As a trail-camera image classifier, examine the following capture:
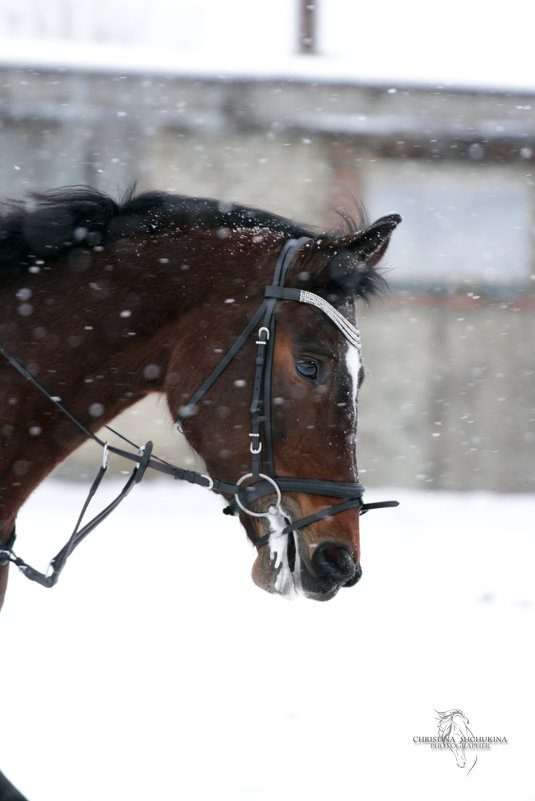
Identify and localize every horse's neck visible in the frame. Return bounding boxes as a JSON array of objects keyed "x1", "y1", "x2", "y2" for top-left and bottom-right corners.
[
  {"x1": 0, "y1": 241, "x2": 193, "y2": 518},
  {"x1": 0, "y1": 230, "x2": 275, "y2": 524}
]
